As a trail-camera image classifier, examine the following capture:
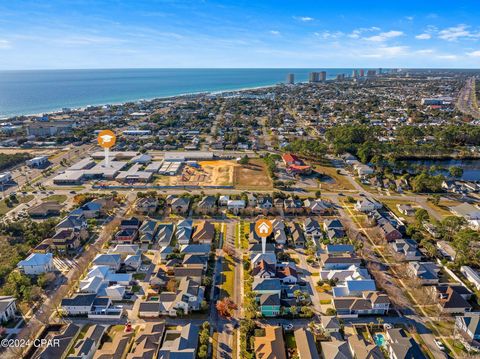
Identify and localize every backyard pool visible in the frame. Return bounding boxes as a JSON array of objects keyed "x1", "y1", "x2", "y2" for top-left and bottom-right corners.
[{"x1": 373, "y1": 333, "x2": 386, "y2": 347}]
